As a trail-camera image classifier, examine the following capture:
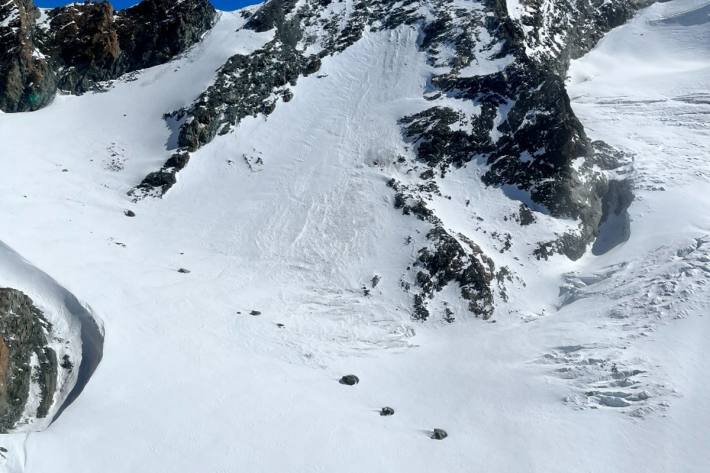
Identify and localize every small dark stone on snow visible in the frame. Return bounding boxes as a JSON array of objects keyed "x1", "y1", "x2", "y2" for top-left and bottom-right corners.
[
  {"x1": 177, "y1": 268, "x2": 191, "y2": 274},
  {"x1": 60, "y1": 354, "x2": 73, "y2": 370},
  {"x1": 371, "y1": 275, "x2": 381, "y2": 288},
  {"x1": 380, "y1": 407, "x2": 395, "y2": 416},
  {"x1": 124, "y1": 210, "x2": 136, "y2": 217},
  {"x1": 250, "y1": 310, "x2": 261, "y2": 316},
  {"x1": 430, "y1": 428, "x2": 448, "y2": 440},
  {"x1": 339, "y1": 375, "x2": 359, "y2": 386},
  {"x1": 276, "y1": 323, "x2": 285, "y2": 328}
]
